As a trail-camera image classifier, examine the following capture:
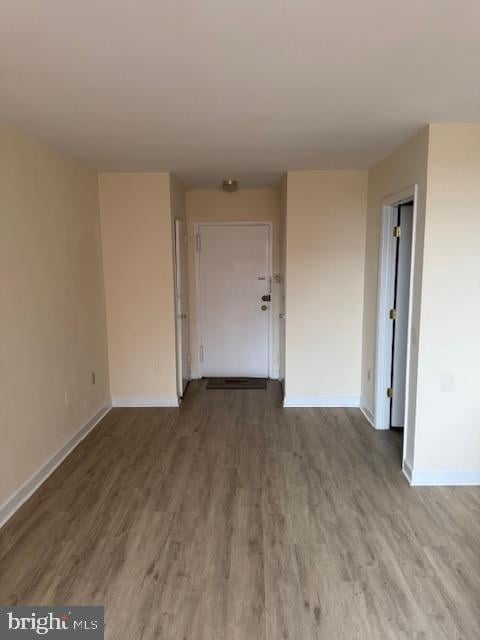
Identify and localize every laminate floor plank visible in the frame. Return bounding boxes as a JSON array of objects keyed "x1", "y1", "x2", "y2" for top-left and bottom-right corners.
[{"x1": 1, "y1": 381, "x2": 479, "y2": 639}]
